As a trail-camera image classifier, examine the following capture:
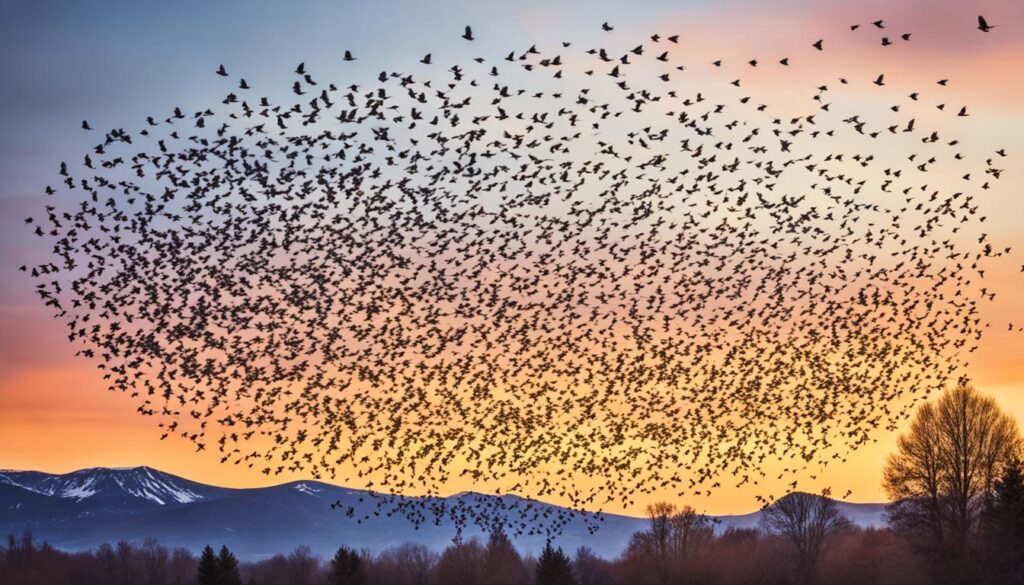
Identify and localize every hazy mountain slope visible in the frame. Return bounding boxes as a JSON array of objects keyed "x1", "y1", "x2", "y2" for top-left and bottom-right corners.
[{"x1": 0, "y1": 467, "x2": 885, "y2": 560}]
